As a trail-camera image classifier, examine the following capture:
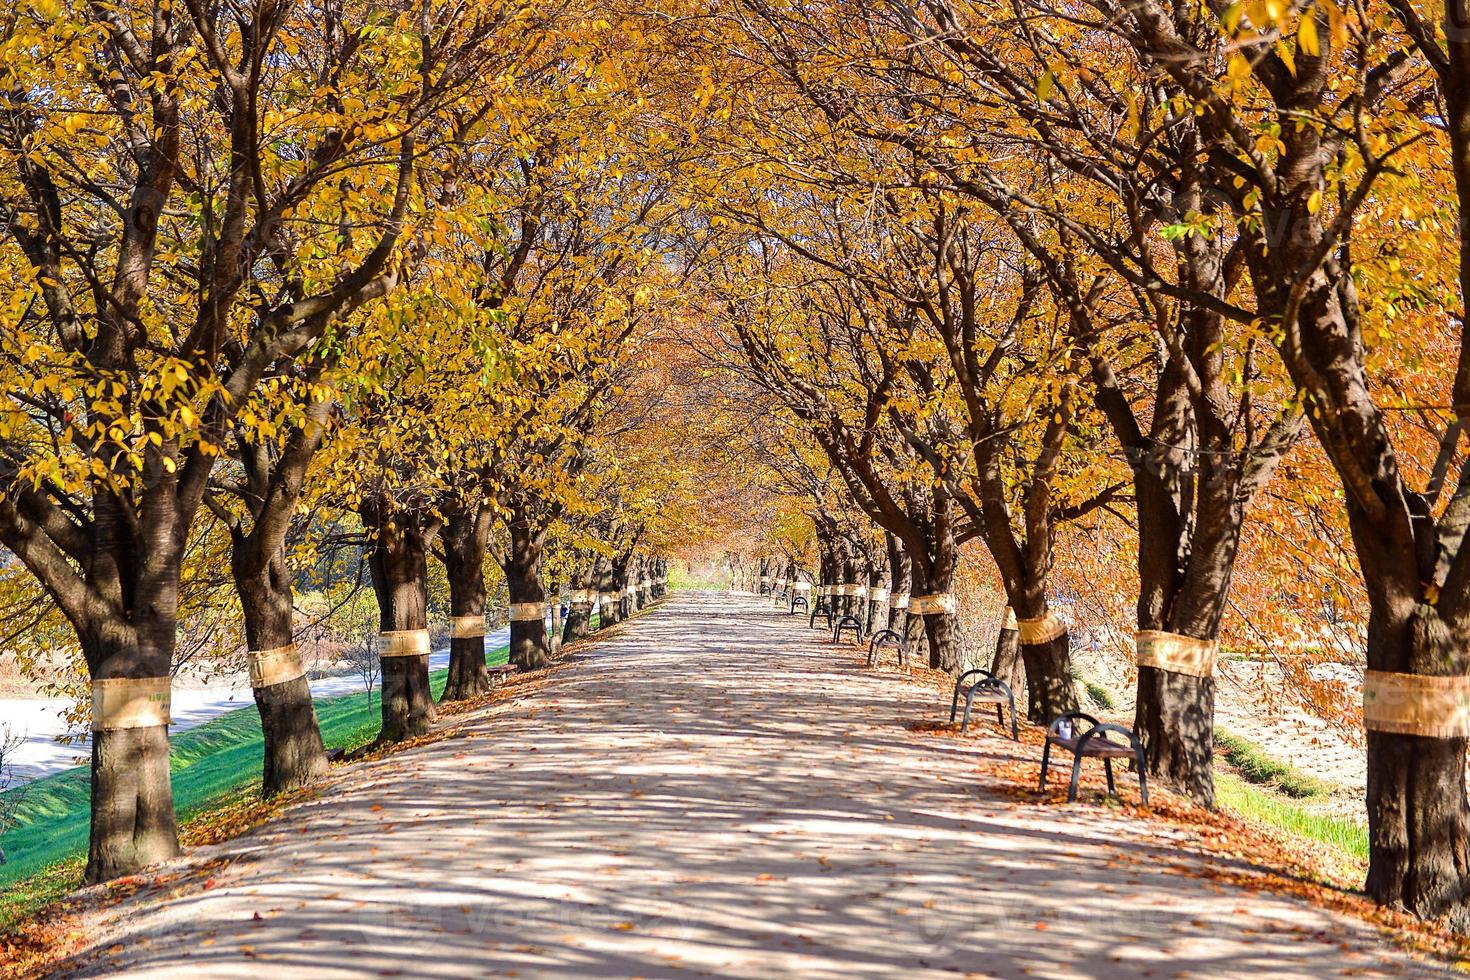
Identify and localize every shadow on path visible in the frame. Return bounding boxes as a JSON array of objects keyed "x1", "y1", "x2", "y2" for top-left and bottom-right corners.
[{"x1": 52, "y1": 593, "x2": 1442, "y2": 979}]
